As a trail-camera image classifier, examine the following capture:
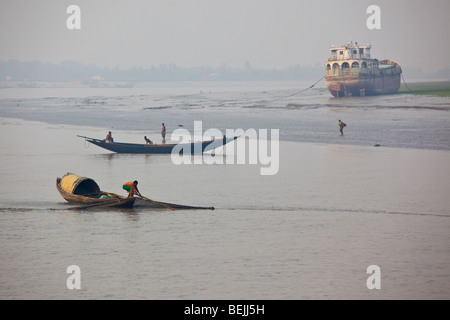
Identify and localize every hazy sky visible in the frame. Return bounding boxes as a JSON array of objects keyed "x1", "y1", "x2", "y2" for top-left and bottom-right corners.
[{"x1": 1, "y1": 0, "x2": 449, "y2": 73}]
